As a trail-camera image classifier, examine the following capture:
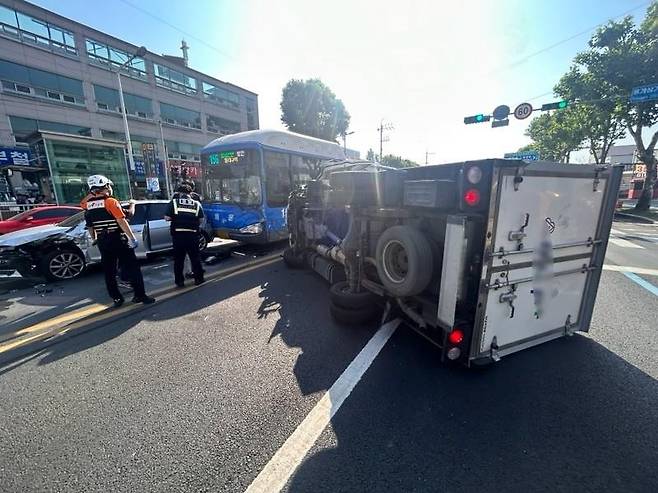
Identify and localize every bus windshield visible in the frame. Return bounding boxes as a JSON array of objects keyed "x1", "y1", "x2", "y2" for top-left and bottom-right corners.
[{"x1": 203, "y1": 149, "x2": 262, "y2": 207}]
